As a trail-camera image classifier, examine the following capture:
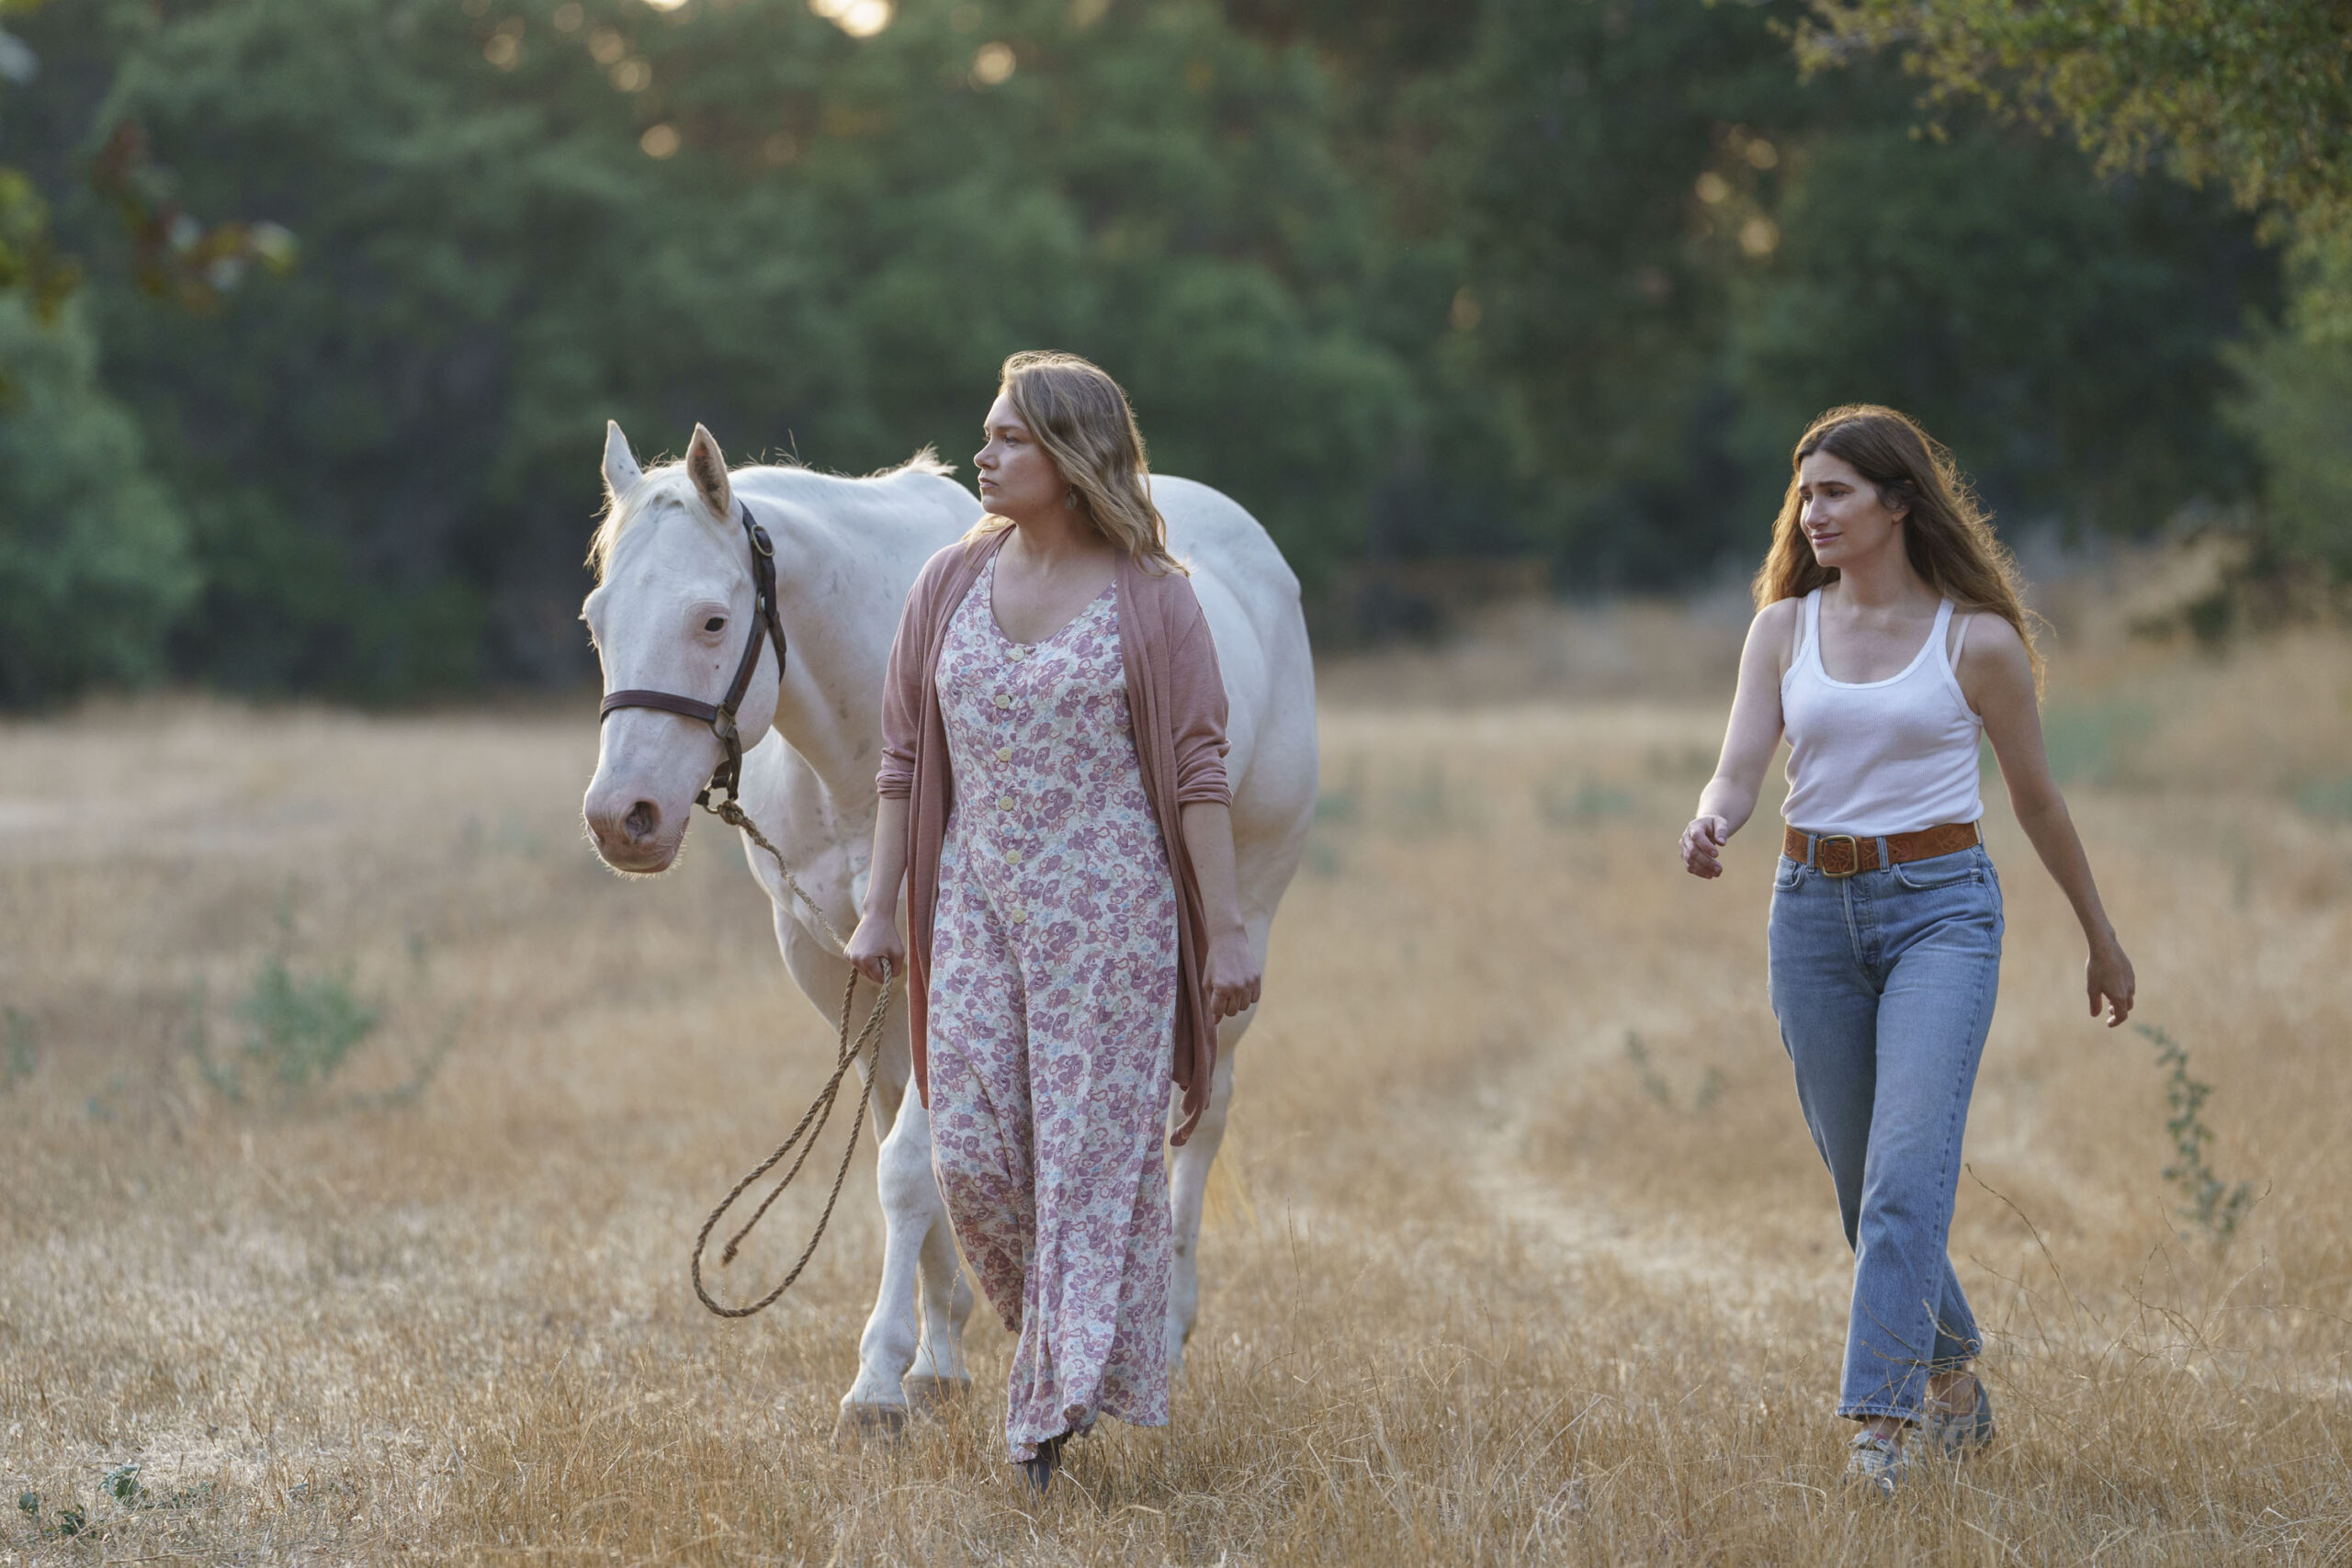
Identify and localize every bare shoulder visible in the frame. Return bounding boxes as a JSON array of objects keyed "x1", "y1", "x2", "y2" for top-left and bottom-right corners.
[
  {"x1": 1752, "y1": 597, "x2": 1801, "y2": 638},
  {"x1": 1746, "y1": 597, "x2": 1802, "y2": 674},
  {"x1": 1954, "y1": 610, "x2": 2035, "y2": 709},
  {"x1": 1957, "y1": 610, "x2": 2030, "y2": 668}
]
